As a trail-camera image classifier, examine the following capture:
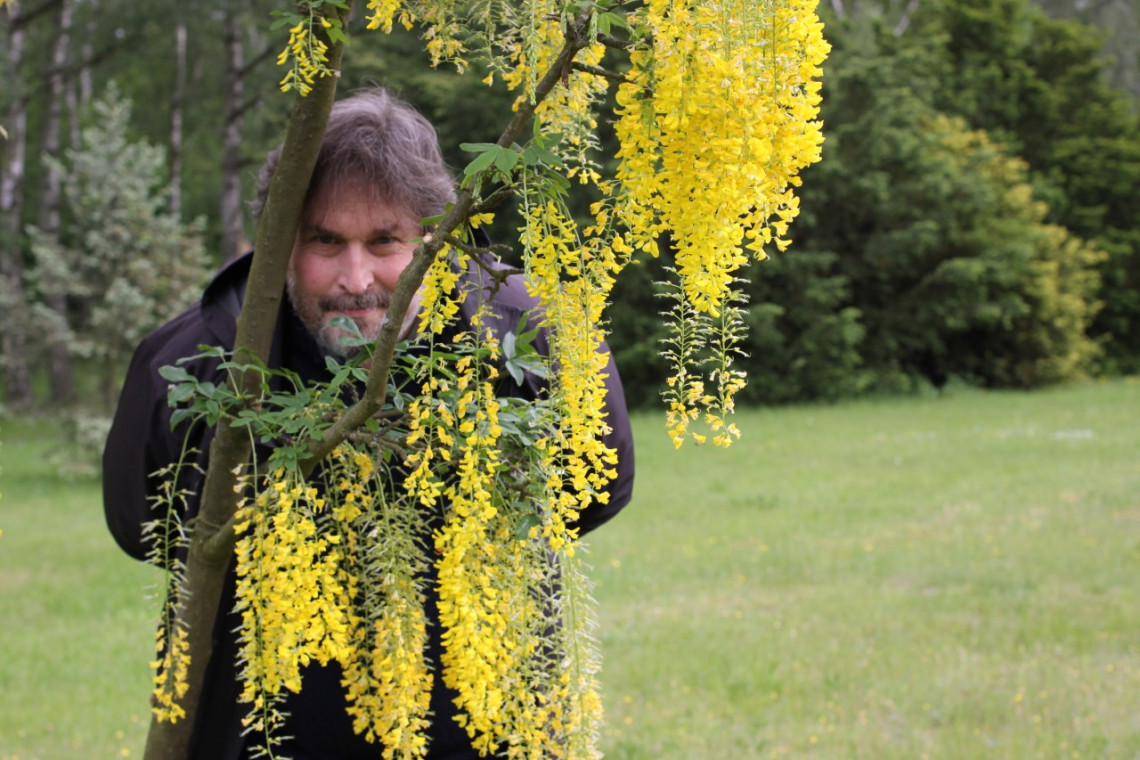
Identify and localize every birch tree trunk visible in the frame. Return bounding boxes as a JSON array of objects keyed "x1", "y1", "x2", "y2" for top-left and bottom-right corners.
[
  {"x1": 78, "y1": 0, "x2": 95, "y2": 105},
  {"x1": 170, "y1": 7, "x2": 187, "y2": 217},
  {"x1": 220, "y1": 6, "x2": 246, "y2": 260},
  {"x1": 0, "y1": 6, "x2": 33, "y2": 408},
  {"x1": 39, "y1": 0, "x2": 77, "y2": 405}
]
